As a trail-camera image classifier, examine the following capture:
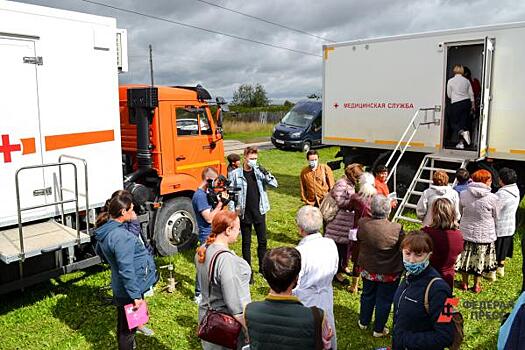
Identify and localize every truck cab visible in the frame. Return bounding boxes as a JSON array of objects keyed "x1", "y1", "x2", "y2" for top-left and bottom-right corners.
[
  {"x1": 271, "y1": 99, "x2": 322, "y2": 152},
  {"x1": 119, "y1": 85, "x2": 226, "y2": 256}
]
